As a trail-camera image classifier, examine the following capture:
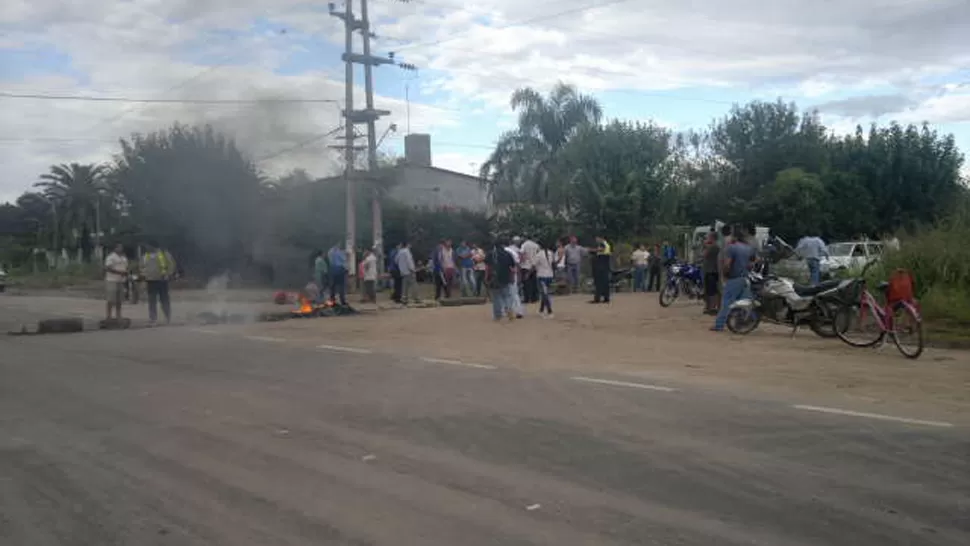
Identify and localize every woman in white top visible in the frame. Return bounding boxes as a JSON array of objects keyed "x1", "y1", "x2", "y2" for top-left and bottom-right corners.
[{"x1": 533, "y1": 240, "x2": 556, "y2": 318}]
